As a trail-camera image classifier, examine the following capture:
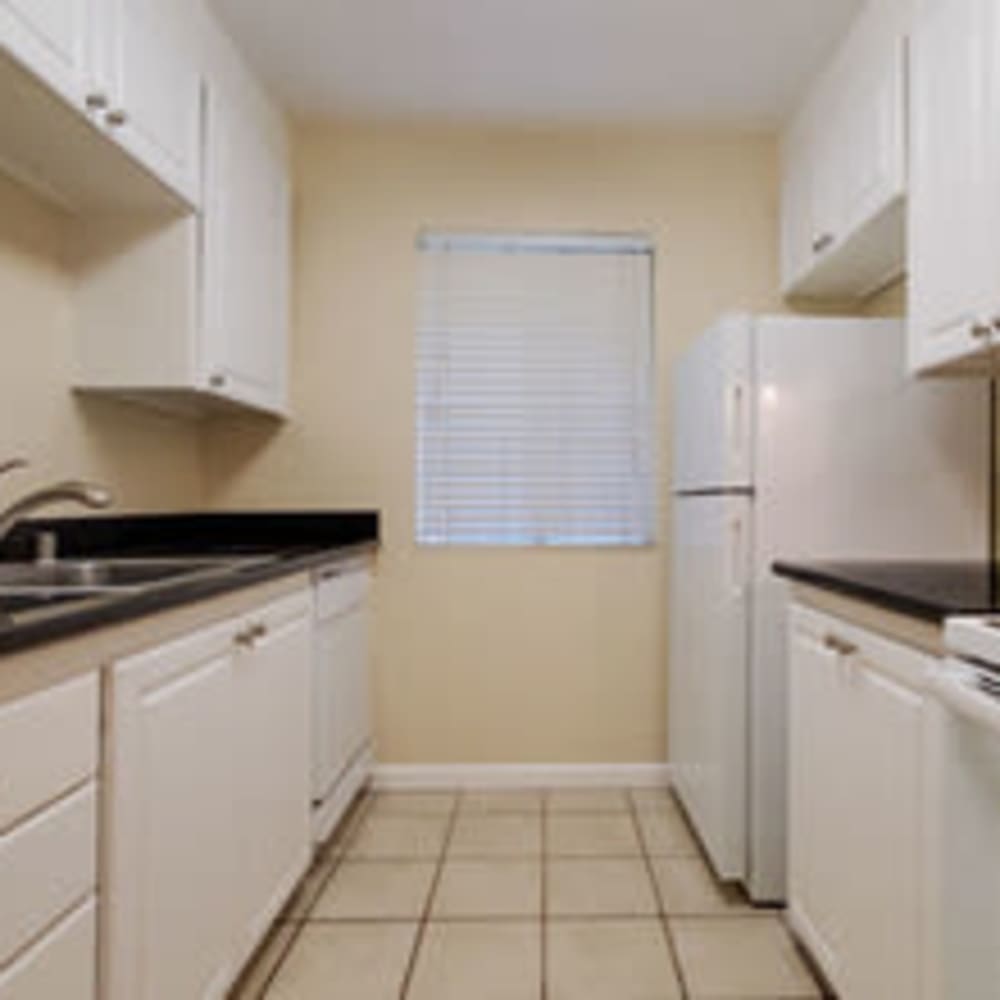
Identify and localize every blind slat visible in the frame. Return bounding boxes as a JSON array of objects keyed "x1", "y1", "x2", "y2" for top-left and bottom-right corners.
[{"x1": 416, "y1": 234, "x2": 654, "y2": 548}]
